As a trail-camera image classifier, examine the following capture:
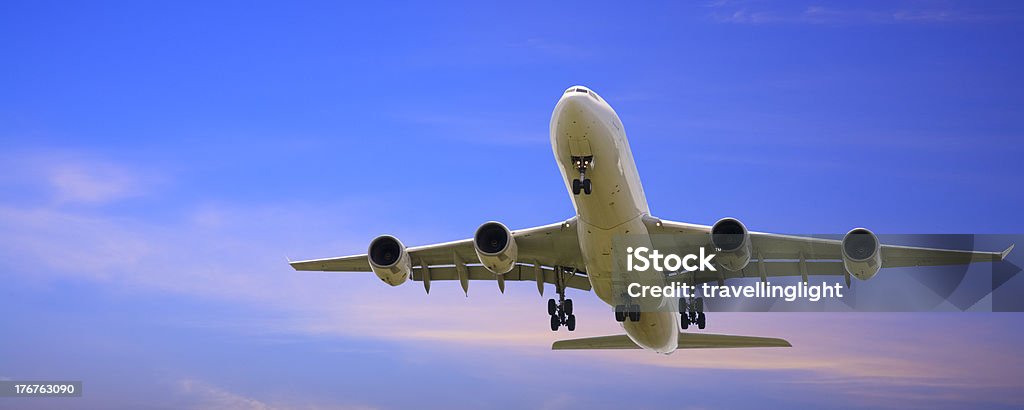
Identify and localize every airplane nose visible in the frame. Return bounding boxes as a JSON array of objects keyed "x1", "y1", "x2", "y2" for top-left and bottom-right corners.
[
  {"x1": 559, "y1": 91, "x2": 593, "y2": 114},
  {"x1": 561, "y1": 94, "x2": 584, "y2": 110}
]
